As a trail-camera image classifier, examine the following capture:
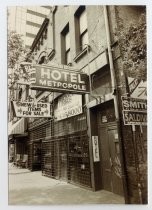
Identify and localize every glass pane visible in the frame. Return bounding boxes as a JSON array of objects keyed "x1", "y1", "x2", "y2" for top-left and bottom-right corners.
[
  {"x1": 66, "y1": 50, "x2": 71, "y2": 65},
  {"x1": 81, "y1": 31, "x2": 89, "y2": 49},
  {"x1": 79, "y1": 10, "x2": 87, "y2": 34},
  {"x1": 65, "y1": 32, "x2": 70, "y2": 51}
]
